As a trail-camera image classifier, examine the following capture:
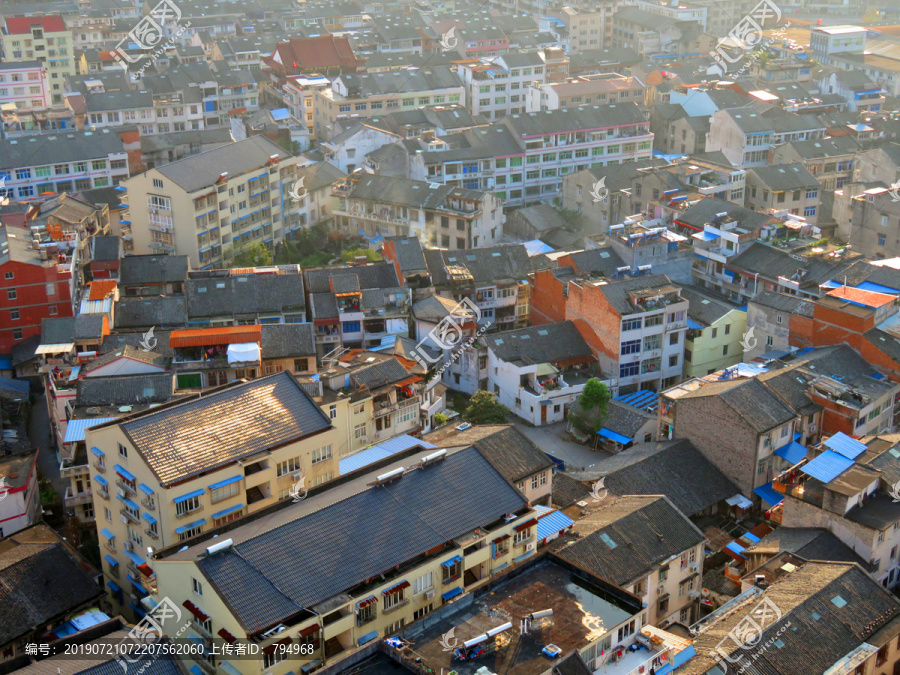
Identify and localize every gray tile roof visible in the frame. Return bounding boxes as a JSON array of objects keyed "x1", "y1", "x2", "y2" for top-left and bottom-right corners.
[
  {"x1": 153, "y1": 136, "x2": 291, "y2": 193},
  {"x1": 10, "y1": 335, "x2": 40, "y2": 367},
  {"x1": 115, "y1": 296, "x2": 187, "y2": 329},
  {"x1": 304, "y1": 263, "x2": 400, "y2": 294},
  {"x1": 100, "y1": 331, "x2": 174, "y2": 358},
  {"x1": 729, "y1": 243, "x2": 857, "y2": 291},
  {"x1": 91, "y1": 236, "x2": 121, "y2": 262},
  {"x1": 349, "y1": 358, "x2": 411, "y2": 390},
  {"x1": 727, "y1": 107, "x2": 824, "y2": 135},
  {"x1": 411, "y1": 294, "x2": 470, "y2": 323},
  {"x1": 427, "y1": 424, "x2": 554, "y2": 483},
  {"x1": 681, "y1": 286, "x2": 740, "y2": 327},
  {"x1": 680, "y1": 377, "x2": 797, "y2": 433},
  {"x1": 749, "y1": 162, "x2": 820, "y2": 191},
  {"x1": 0, "y1": 129, "x2": 126, "y2": 172},
  {"x1": 502, "y1": 102, "x2": 647, "y2": 138},
  {"x1": 122, "y1": 372, "x2": 333, "y2": 486},
  {"x1": 76, "y1": 373, "x2": 175, "y2": 407},
  {"x1": 684, "y1": 564, "x2": 900, "y2": 675},
  {"x1": 594, "y1": 273, "x2": 679, "y2": 316},
  {"x1": 424, "y1": 244, "x2": 534, "y2": 286},
  {"x1": 260, "y1": 324, "x2": 316, "y2": 360},
  {"x1": 485, "y1": 321, "x2": 593, "y2": 367},
  {"x1": 602, "y1": 439, "x2": 740, "y2": 516},
  {"x1": 555, "y1": 495, "x2": 705, "y2": 586},
  {"x1": 119, "y1": 255, "x2": 189, "y2": 285},
  {"x1": 197, "y1": 445, "x2": 527, "y2": 634},
  {"x1": 40, "y1": 316, "x2": 106, "y2": 344},
  {"x1": 310, "y1": 292, "x2": 338, "y2": 320},
  {"x1": 0, "y1": 543, "x2": 103, "y2": 645},
  {"x1": 675, "y1": 196, "x2": 772, "y2": 231},
  {"x1": 750, "y1": 290, "x2": 815, "y2": 317},
  {"x1": 745, "y1": 528, "x2": 868, "y2": 567},
  {"x1": 601, "y1": 400, "x2": 654, "y2": 439},
  {"x1": 343, "y1": 174, "x2": 487, "y2": 211},
  {"x1": 566, "y1": 247, "x2": 626, "y2": 277},
  {"x1": 552, "y1": 473, "x2": 592, "y2": 508},
  {"x1": 185, "y1": 273, "x2": 306, "y2": 318},
  {"x1": 295, "y1": 160, "x2": 346, "y2": 193},
  {"x1": 81, "y1": 345, "x2": 169, "y2": 374}
]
